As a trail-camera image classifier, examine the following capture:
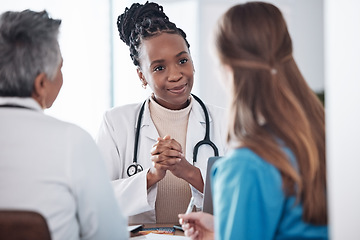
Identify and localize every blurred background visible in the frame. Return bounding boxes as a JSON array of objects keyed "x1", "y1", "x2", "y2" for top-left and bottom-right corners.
[
  {"x1": 1, "y1": 0, "x2": 359, "y2": 239},
  {"x1": 0, "y1": 0, "x2": 325, "y2": 137}
]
